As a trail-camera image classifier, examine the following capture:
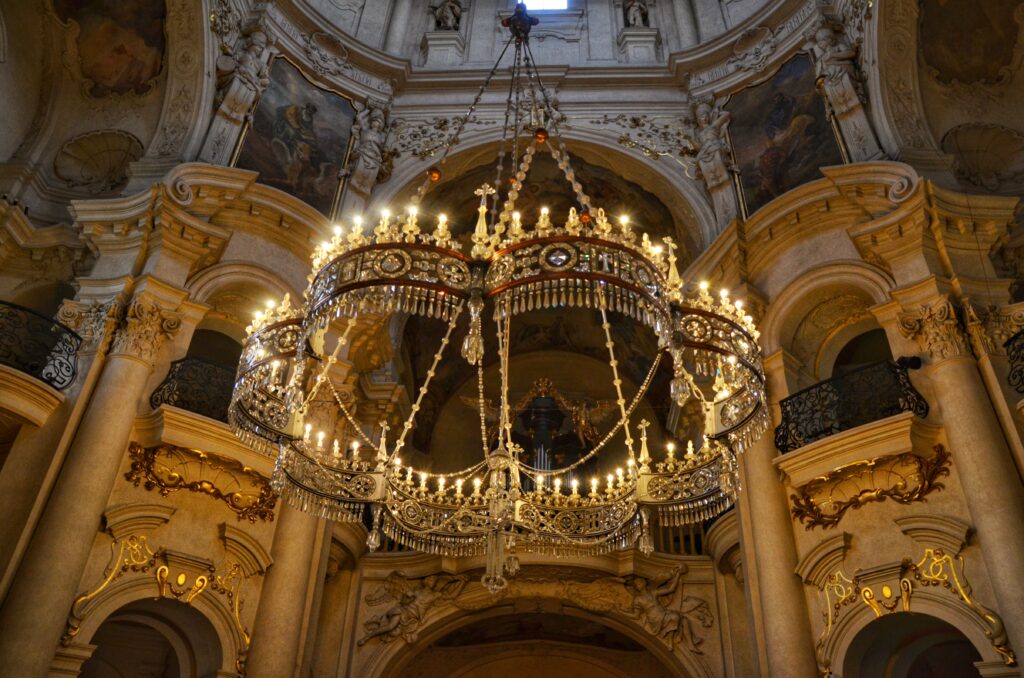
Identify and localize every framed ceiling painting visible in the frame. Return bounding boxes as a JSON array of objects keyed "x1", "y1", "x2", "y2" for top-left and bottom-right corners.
[
  {"x1": 725, "y1": 53, "x2": 847, "y2": 219},
  {"x1": 51, "y1": 0, "x2": 167, "y2": 97},
  {"x1": 233, "y1": 57, "x2": 356, "y2": 218}
]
